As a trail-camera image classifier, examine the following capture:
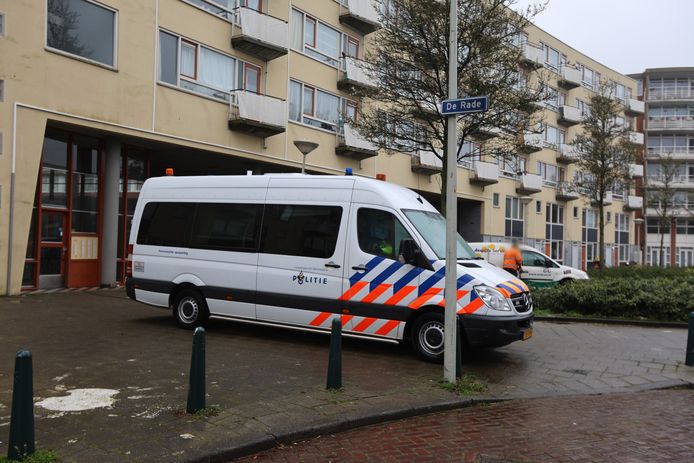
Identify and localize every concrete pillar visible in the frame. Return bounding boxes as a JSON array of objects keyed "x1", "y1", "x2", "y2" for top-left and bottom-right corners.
[{"x1": 101, "y1": 139, "x2": 121, "y2": 286}]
